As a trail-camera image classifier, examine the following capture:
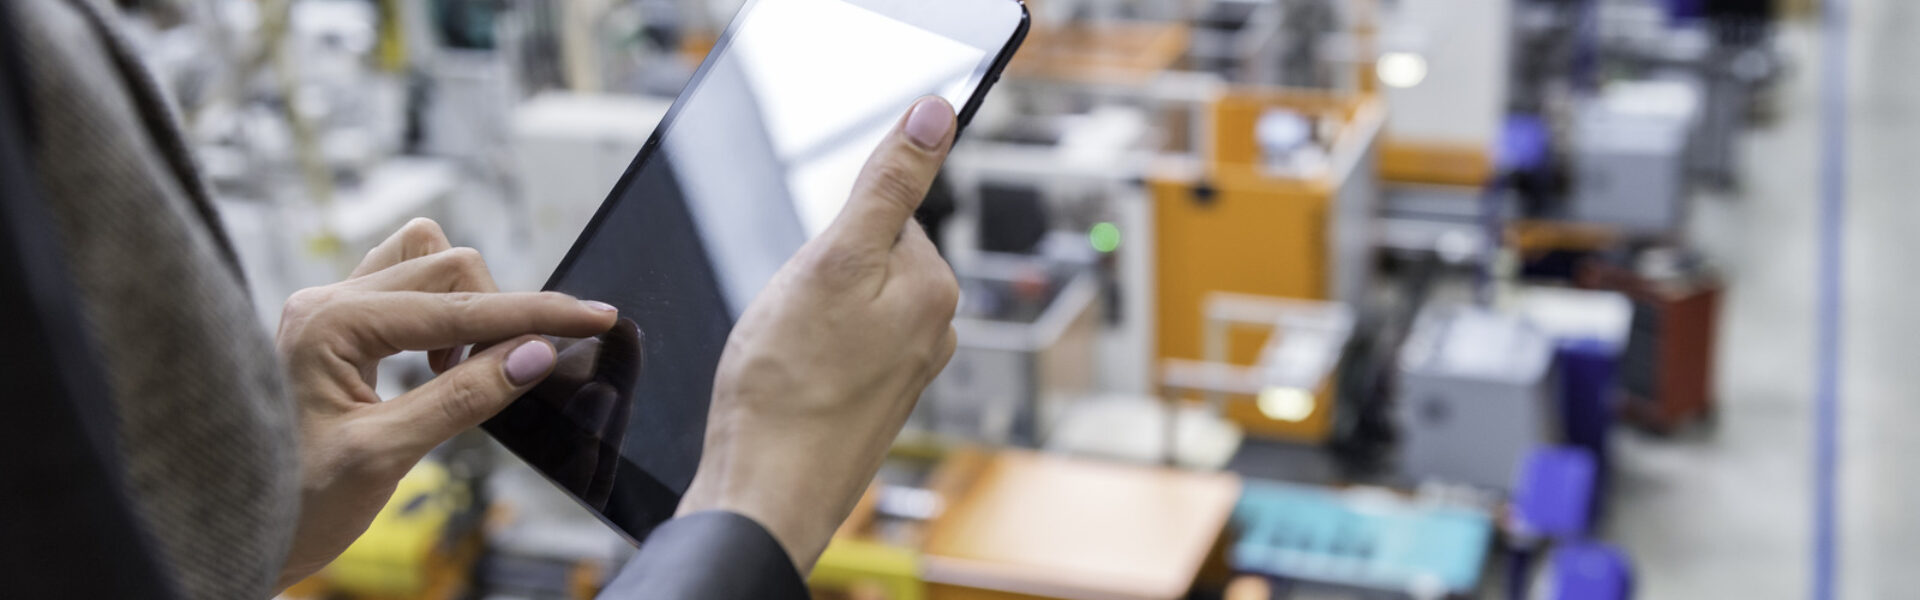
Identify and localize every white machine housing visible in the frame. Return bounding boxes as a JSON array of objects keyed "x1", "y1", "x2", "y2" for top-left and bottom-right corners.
[
  {"x1": 1568, "y1": 80, "x2": 1701, "y2": 233},
  {"x1": 1377, "y1": 0, "x2": 1512, "y2": 150},
  {"x1": 509, "y1": 93, "x2": 673, "y2": 288},
  {"x1": 1395, "y1": 305, "x2": 1557, "y2": 491}
]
